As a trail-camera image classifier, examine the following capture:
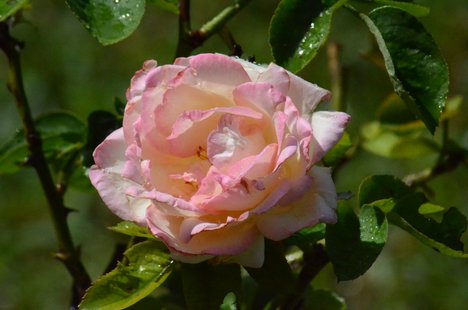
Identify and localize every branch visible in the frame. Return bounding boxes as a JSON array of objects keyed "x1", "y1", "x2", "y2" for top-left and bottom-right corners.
[
  {"x1": 0, "y1": 22, "x2": 90, "y2": 308},
  {"x1": 175, "y1": 0, "x2": 252, "y2": 58},
  {"x1": 404, "y1": 121, "x2": 468, "y2": 188}
]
